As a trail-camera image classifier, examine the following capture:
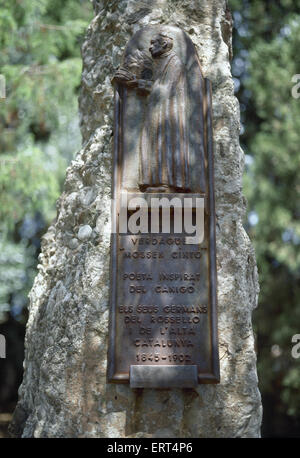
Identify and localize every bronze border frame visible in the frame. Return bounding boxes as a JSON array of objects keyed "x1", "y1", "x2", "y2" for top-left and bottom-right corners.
[{"x1": 107, "y1": 79, "x2": 220, "y2": 385}]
